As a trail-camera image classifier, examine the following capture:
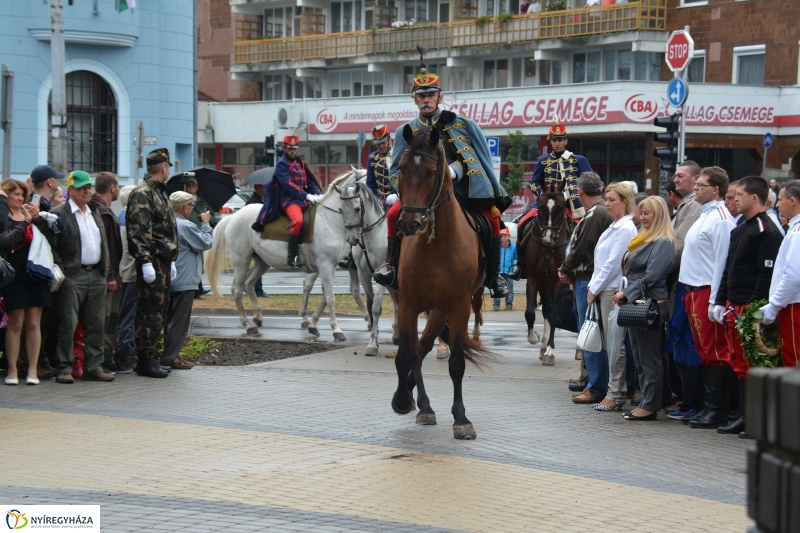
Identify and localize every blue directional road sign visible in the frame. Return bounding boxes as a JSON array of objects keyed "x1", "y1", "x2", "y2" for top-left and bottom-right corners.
[
  {"x1": 763, "y1": 132, "x2": 773, "y2": 148},
  {"x1": 486, "y1": 137, "x2": 501, "y2": 178},
  {"x1": 667, "y1": 78, "x2": 688, "y2": 107}
]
